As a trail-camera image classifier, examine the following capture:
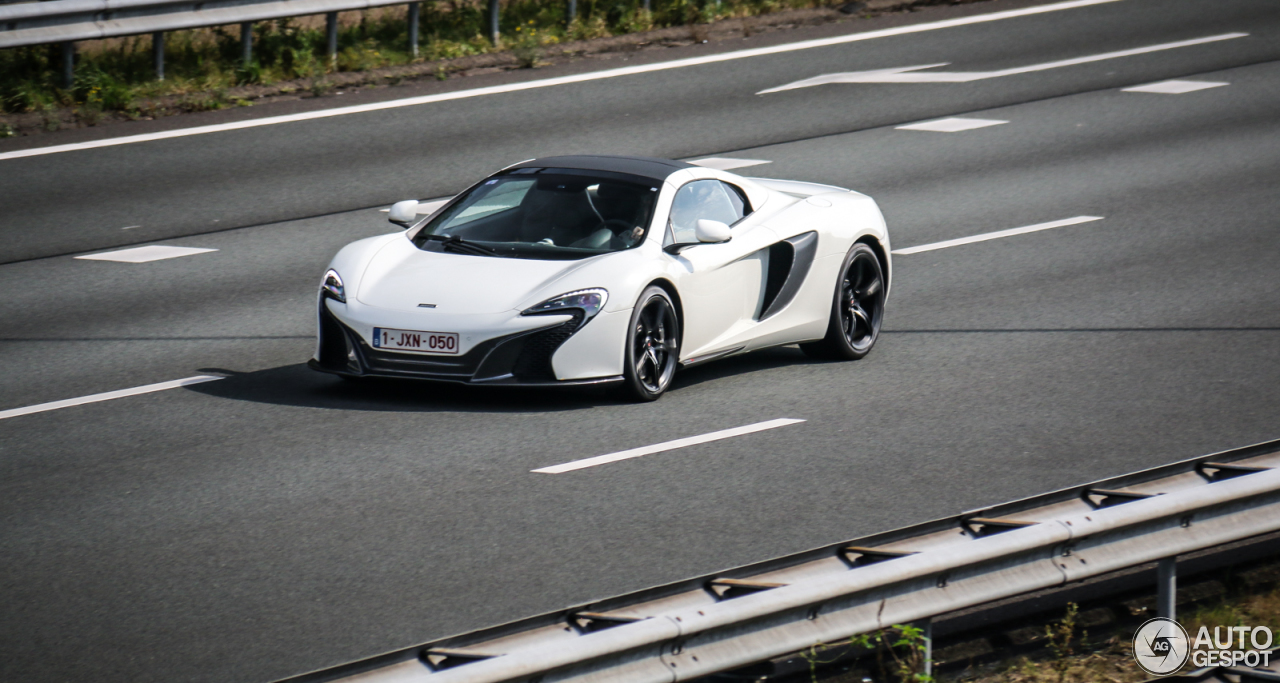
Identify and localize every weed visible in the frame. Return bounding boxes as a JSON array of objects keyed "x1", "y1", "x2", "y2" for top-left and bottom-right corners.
[
  {"x1": 235, "y1": 60, "x2": 264, "y2": 85},
  {"x1": 510, "y1": 21, "x2": 556, "y2": 67},
  {"x1": 1046, "y1": 603, "x2": 1083, "y2": 683},
  {"x1": 0, "y1": 122, "x2": 16, "y2": 137},
  {"x1": 39, "y1": 101, "x2": 61, "y2": 131},
  {"x1": 619, "y1": 8, "x2": 655, "y2": 33},
  {"x1": 568, "y1": 15, "x2": 612, "y2": 40},
  {"x1": 308, "y1": 71, "x2": 334, "y2": 97},
  {"x1": 801, "y1": 625, "x2": 932, "y2": 683},
  {"x1": 76, "y1": 101, "x2": 103, "y2": 125}
]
